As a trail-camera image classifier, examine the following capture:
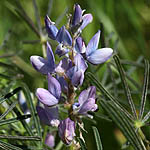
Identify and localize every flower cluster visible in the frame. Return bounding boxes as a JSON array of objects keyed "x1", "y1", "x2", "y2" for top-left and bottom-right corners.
[{"x1": 30, "y1": 4, "x2": 113, "y2": 147}]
